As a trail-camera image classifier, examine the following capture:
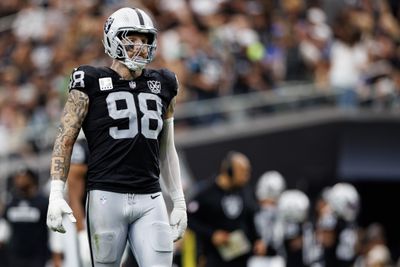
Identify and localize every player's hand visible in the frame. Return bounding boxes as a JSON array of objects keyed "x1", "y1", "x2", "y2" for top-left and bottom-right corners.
[
  {"x1": 253, "y1": 239, "x2": 267, "y2": 256},
  {"x1": 212, "y1": 230, "x2": 230, "y2": 246},
  {"x1": 47, "y1": 180, "x2": 76, "y2": 233},
  {"x1": 170, "y1": 197, "x2": 187, "y2": 242}
]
